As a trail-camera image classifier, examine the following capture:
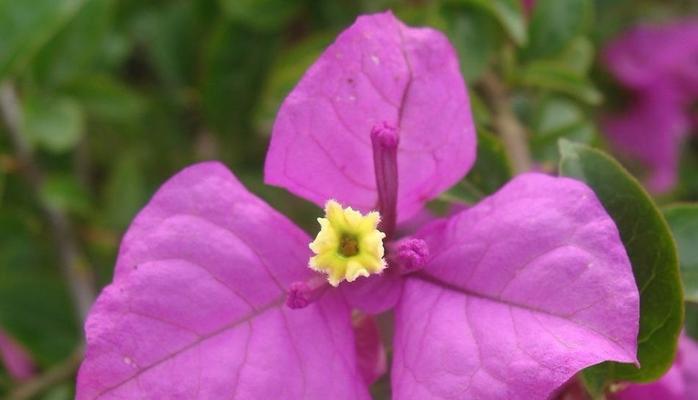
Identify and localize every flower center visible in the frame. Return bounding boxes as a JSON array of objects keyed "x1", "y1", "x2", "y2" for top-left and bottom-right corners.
[
  {"x1": 308, "y1": 200, "x2": 386, "y2": 286},
  {"x1": 339, "y1": 234, "x2": 360, "y2": 257}
]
